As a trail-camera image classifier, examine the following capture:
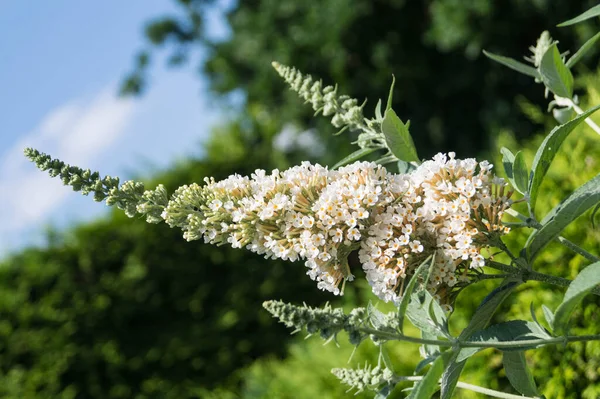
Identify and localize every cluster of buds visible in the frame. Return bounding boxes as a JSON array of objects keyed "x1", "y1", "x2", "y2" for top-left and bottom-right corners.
[
  {"x1": 272, "y1": 62, "x2": 365, "y2": 130},
  {"x1": 162, "y1": 153, "x2": 512, "y2": 304}
]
